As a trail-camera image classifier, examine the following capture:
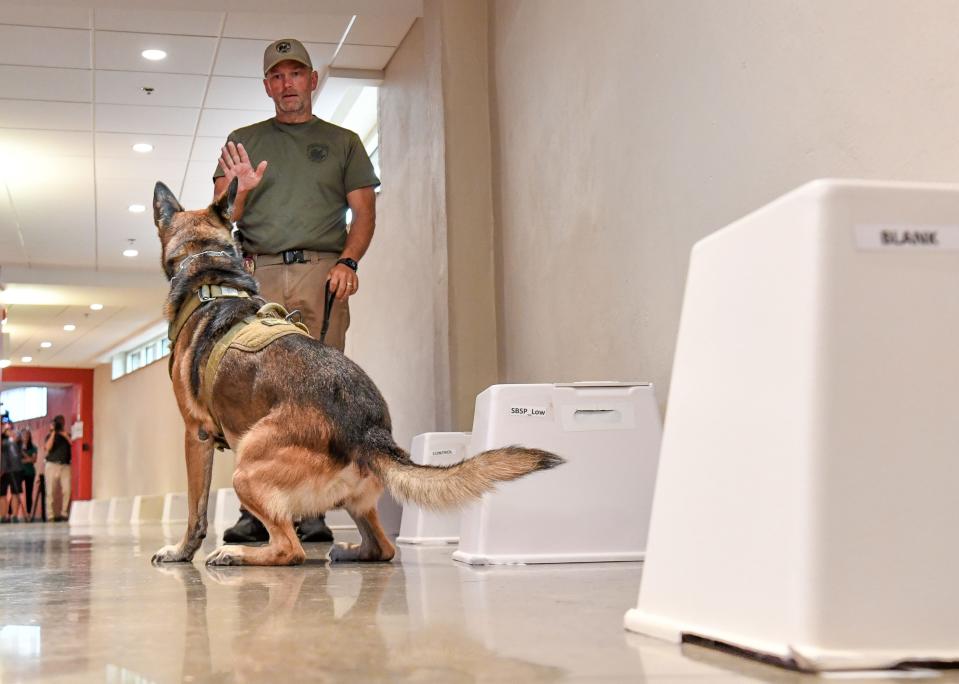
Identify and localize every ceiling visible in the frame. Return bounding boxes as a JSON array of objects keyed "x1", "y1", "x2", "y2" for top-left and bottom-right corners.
[{"x1": 0, "y1": 0, "x2": 418, "y2": 370}]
